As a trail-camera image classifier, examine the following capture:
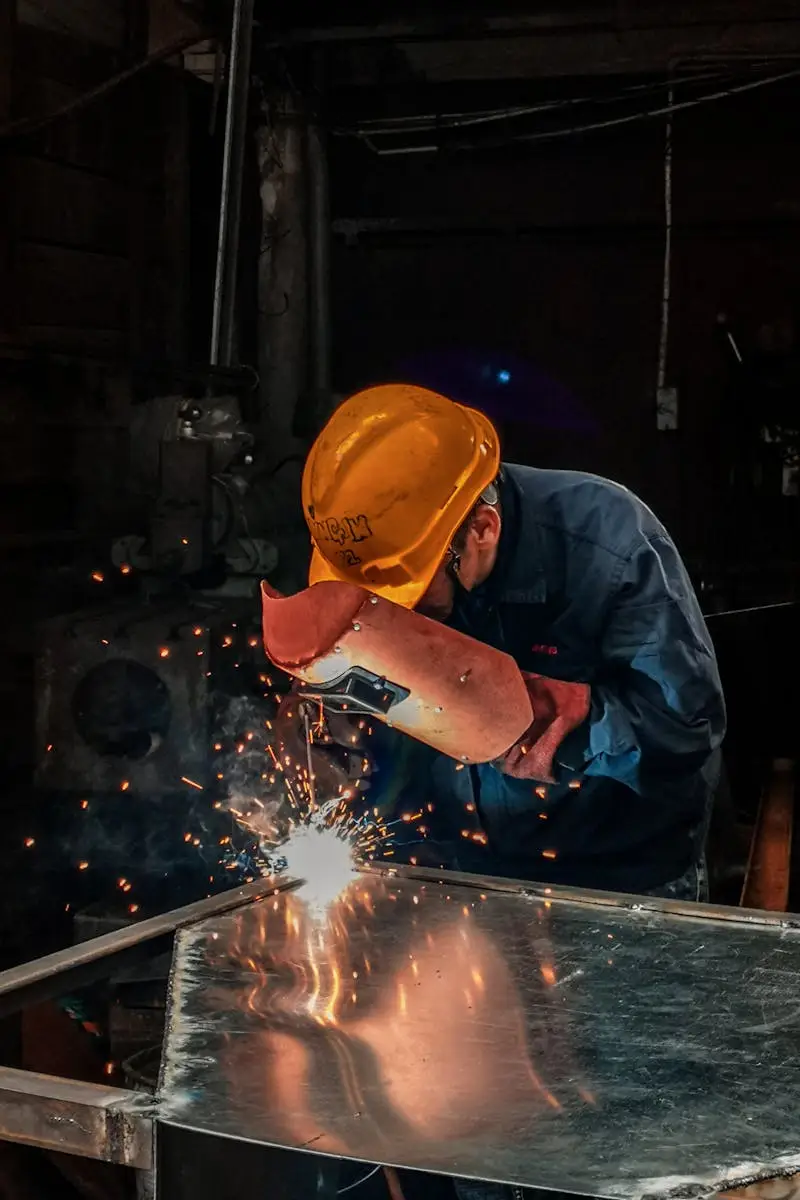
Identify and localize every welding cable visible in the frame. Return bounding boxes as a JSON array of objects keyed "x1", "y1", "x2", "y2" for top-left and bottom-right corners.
[
  {"x1": 0, "y1": 32, "x2": 213, "y2": 142},
  {"x1": 336, "y1": 1163, "x2": 383, "y2": 1194}
]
